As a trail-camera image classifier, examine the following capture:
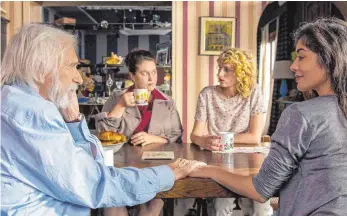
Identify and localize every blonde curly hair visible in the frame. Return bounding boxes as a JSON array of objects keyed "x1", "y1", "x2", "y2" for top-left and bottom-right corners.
[{"x1": 217, "y1": 48, "x2": 256, "y2": 98}]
